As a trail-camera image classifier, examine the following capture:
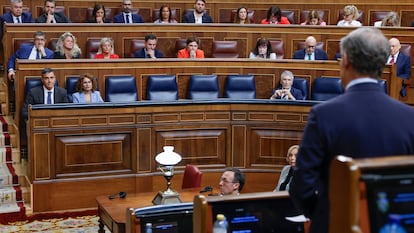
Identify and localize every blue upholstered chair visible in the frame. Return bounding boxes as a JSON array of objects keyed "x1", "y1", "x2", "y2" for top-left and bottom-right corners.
[
  {"x1": 378, "y1": 79, "x2": 387, "y2": 94},
  {"x1": 65, "y1": 76, "x2": 80, "y2": 102},
  {"x1": 105, "y1": 75, "x2": 138, "y2": 102},
  {"x1": 224, "y1": 75, "x2": 256, "y2": 99},
  {"x1": 187, "y1": 75, "x2": 220, "y2": 99},
  {"x1": 293, "y1": 77, "x2": 309, "y2": 100},
  {"x1": 146, "y1": 75, "x2": 178, "y2": 101},
  {"x1": 25, "y1": 78, "x2": 58, "y2": 97},
  {"x1": 311, "y1": 77, "x2": 344, "y2": 101}
]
